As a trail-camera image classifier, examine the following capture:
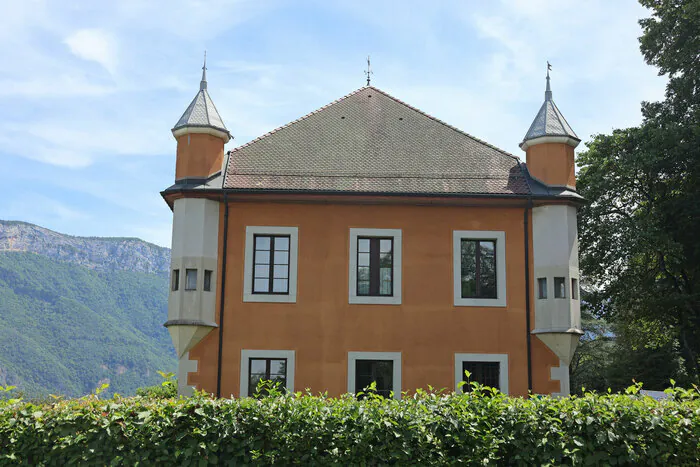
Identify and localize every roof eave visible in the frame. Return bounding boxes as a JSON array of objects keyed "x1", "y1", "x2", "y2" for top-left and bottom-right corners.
[
  {"x1": 519, "y1": 135, "x2": 580, "y2": 151},
  {"x1": 172, "y1": 125, "x2": 231, "y2": 142}
]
